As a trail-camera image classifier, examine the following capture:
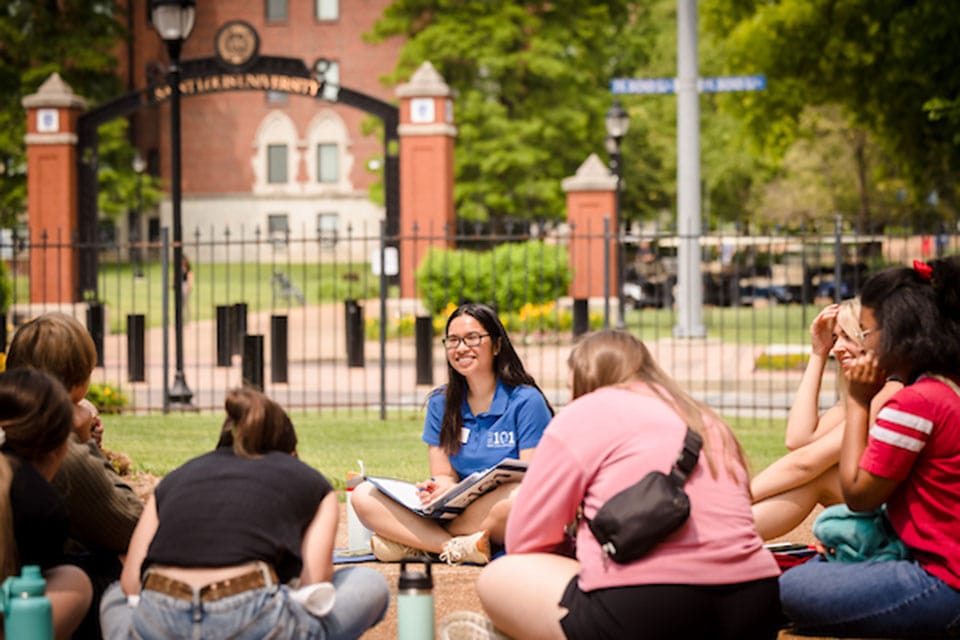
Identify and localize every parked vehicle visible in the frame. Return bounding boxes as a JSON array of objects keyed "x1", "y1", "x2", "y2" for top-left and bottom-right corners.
[{"x1": 739, "y1": 284, "x2": 794, "y2": 305}]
